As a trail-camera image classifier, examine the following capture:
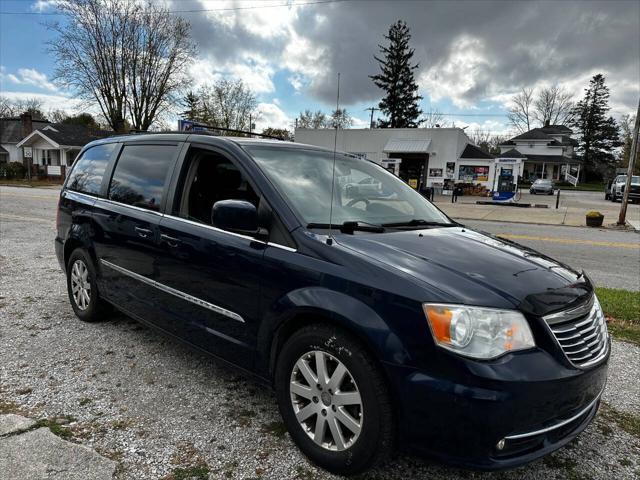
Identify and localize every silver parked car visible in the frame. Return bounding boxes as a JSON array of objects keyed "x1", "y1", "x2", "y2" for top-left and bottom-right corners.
[{"x1": 530, "y1": 179, "x2": 555, "y2": 195}]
